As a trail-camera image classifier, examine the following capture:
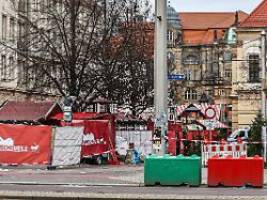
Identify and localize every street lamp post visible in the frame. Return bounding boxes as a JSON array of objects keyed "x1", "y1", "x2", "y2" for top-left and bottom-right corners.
[{"x1": 154, "y1": 0, "x2": 168, "y2": 155}]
